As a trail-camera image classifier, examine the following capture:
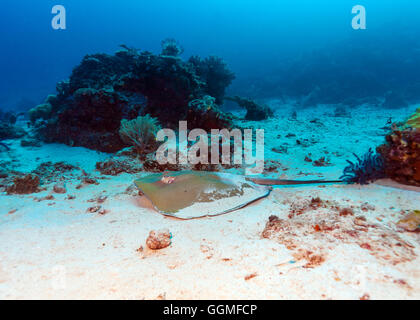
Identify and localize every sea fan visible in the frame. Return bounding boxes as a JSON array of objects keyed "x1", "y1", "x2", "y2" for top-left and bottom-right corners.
[
  {"x1": 161, "y1": 38, "x2": 184, "y2": 57},
  {"x1": 119, "y1": 115, "x2": 162, "y2": 154},
  {"x1": 340, "y1": 148, "x2": 385, "y2": 184}
]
